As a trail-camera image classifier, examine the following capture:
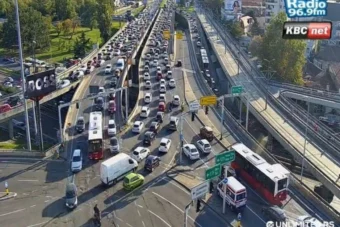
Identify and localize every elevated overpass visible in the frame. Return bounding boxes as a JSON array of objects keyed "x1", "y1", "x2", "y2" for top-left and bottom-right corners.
[{"x1": 195, "y1": 7, "x2": 340, "y2": 198}]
